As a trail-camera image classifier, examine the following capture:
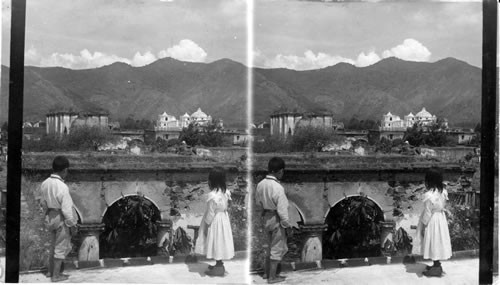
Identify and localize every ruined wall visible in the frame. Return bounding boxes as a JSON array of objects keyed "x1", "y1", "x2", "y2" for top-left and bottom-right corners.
[
  {"x1": 251, "y1": 153, "x2": 475, "y2": 266},
  {"x1": 21, "y1": 152, "x2": 248, "y2": 264}
]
